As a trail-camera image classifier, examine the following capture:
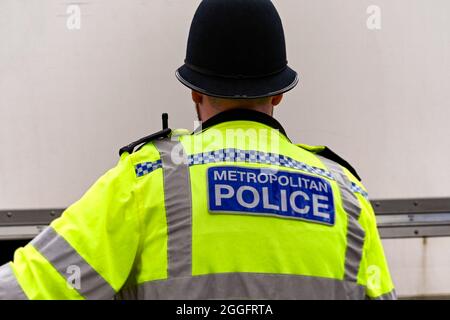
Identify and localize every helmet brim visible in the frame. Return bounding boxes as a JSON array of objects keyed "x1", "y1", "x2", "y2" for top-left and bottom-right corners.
[{"x1": 176, "y1": 64, "x2": 299, "y2": 99}]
